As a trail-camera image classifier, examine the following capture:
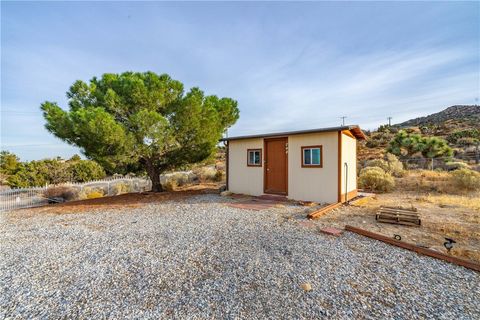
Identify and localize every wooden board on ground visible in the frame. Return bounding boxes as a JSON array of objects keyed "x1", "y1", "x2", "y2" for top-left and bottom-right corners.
[
  {"x1": 376, "y1": 205, "x2": 421, "y2": 226},
  {"x1": 307, "y1": 202, "x2": 342, "y2": 219},
  {"x1": 345, "y1": 225, "x2": 480, "y2": 272}
]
